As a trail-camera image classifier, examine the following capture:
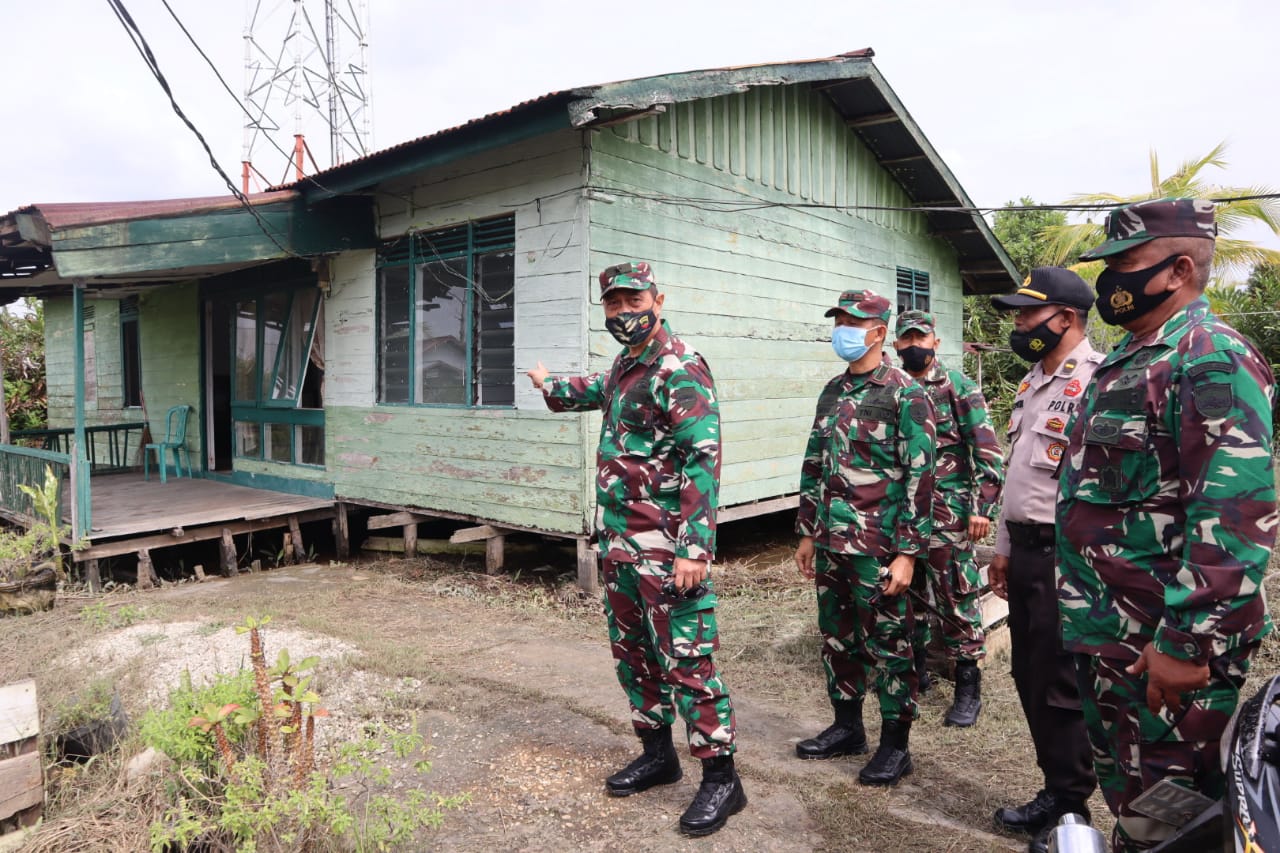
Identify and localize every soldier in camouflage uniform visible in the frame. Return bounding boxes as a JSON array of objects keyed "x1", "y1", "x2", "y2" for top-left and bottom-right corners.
[
  {"x1": 794, "y1": 289, "x2": 936, "y2": 786},
  {"x1": 527, "y1": 261, "x2": 745, "y2": 837},
  {"x1": 1057, "y1": 198, "x2": 1277, "y2": 852},
  {"x1": 892, "y1": 310, "x2": 1004, "y2": 728}
]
